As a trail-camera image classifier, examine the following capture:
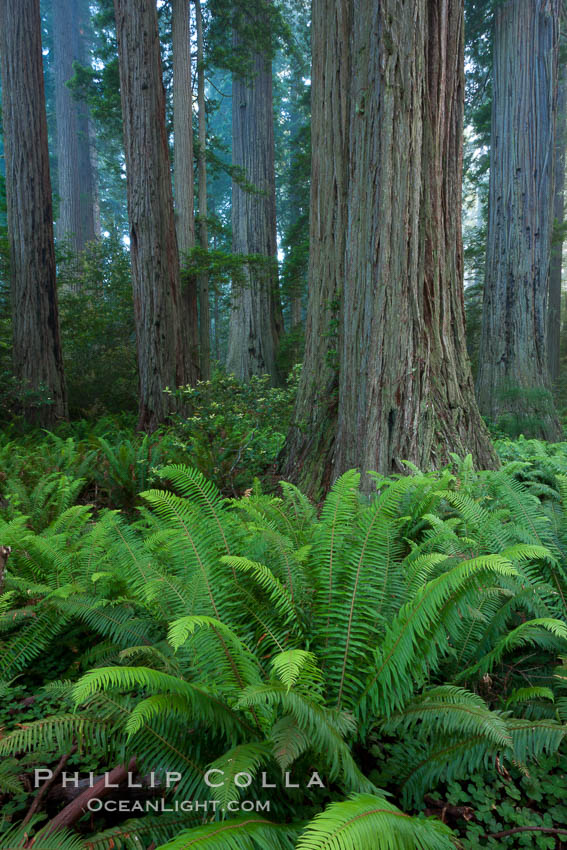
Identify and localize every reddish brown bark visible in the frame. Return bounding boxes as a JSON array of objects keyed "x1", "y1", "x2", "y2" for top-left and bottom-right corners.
[
  {"x1": 114, "y1": 0, "x2": 185, "y2": 431},
  {"x1": 477, "y1": 0, "x2": 562, "y2": 439},
  {"x1": 227, "y1": 9, "x2": 282, "y2": 385},
  {"x1": 282, "y1": 0, "x2": 496, "y2": 496},
  {"x1": 0, "y1": 0, "x2": 68, "y2": 425},
  {"x1": 172, "y1": 0, "x2": 200, "y2": 384}
]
